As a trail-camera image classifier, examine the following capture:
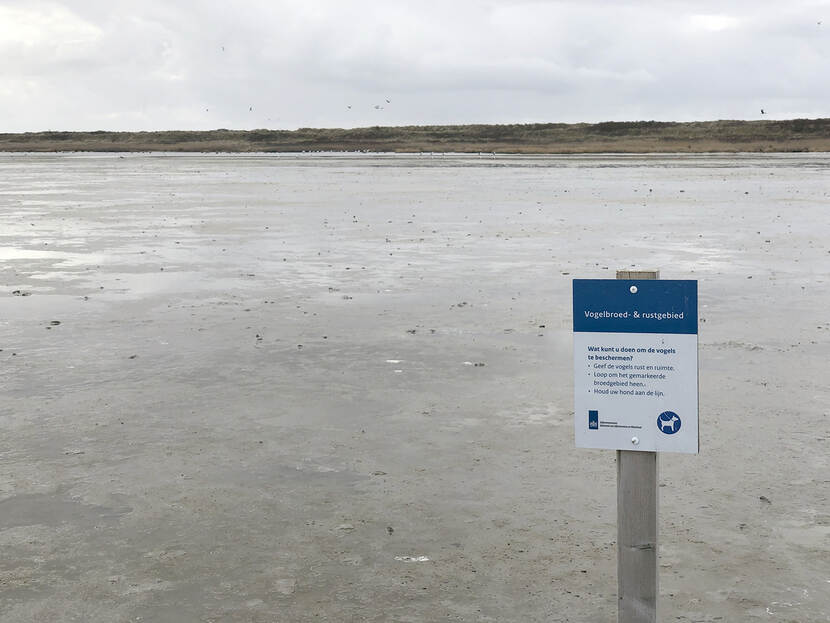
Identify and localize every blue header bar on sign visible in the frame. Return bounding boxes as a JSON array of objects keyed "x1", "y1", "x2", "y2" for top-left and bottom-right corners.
[{"x1": 573, "y1": 279, "x2": 698, "y2": 335}]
